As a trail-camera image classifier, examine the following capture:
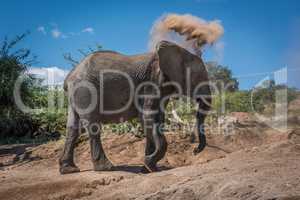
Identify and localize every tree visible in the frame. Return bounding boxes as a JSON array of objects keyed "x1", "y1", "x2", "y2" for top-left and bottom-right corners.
[
  {"x1": 205, "y1": 62, "x2": 239, "y2": 92},
  {"x1": 0, "y1": 32, "x2": 37, "y2": 110},
  {"x1": 0, "y1": 33, "x2": 41, "y2": 139}
]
